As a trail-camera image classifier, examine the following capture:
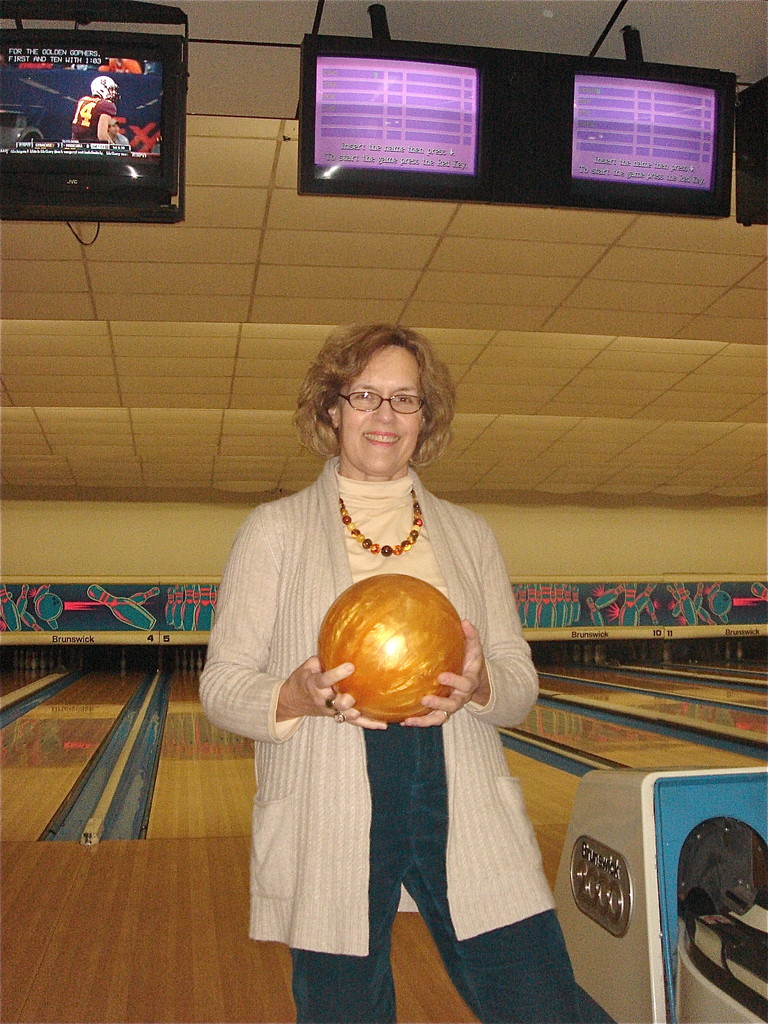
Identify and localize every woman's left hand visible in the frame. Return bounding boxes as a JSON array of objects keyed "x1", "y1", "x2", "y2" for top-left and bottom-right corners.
[{"x1": 401, "y1": 619, "x2": 490, "y2": 728}]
